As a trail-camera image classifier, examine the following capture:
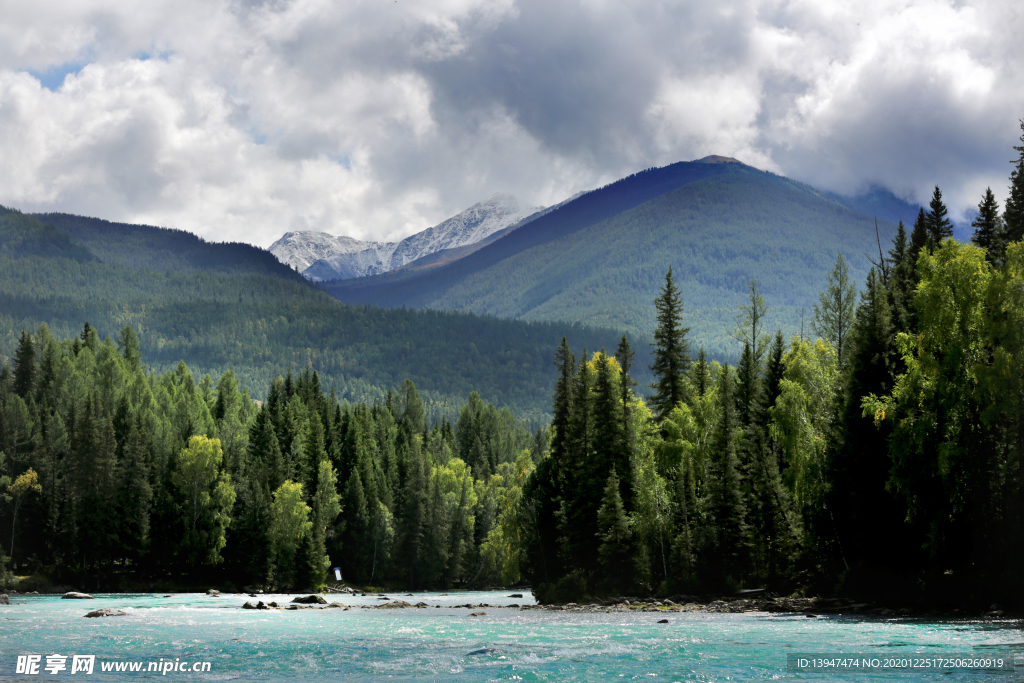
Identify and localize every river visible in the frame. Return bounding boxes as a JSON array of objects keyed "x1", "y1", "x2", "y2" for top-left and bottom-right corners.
[{"x1": 2, "y1": 591, "x2": 1022, "y2": 681}]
